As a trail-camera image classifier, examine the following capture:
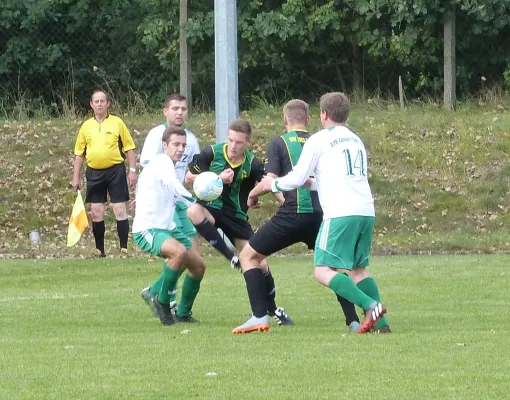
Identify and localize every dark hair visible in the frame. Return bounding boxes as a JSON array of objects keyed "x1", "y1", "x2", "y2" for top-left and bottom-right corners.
[
  {"x1": 319, "y1": 92, "x2": 350, "y2": 123},
  {"x1": 228, "y1": 119, "x2": 252, "y2": 137},
  {"x1": 90, "y1": 90, "x2": 111, "y2": 102},
  {"x1": 283, "y1": 99, "x2": 309, "y2": 124},
  {"x1": 164, "y1": 94, "x2": 187, "y2": 108},
  {"x1": 162, "y1": 126, "x2": 186, "y2": 143}
]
